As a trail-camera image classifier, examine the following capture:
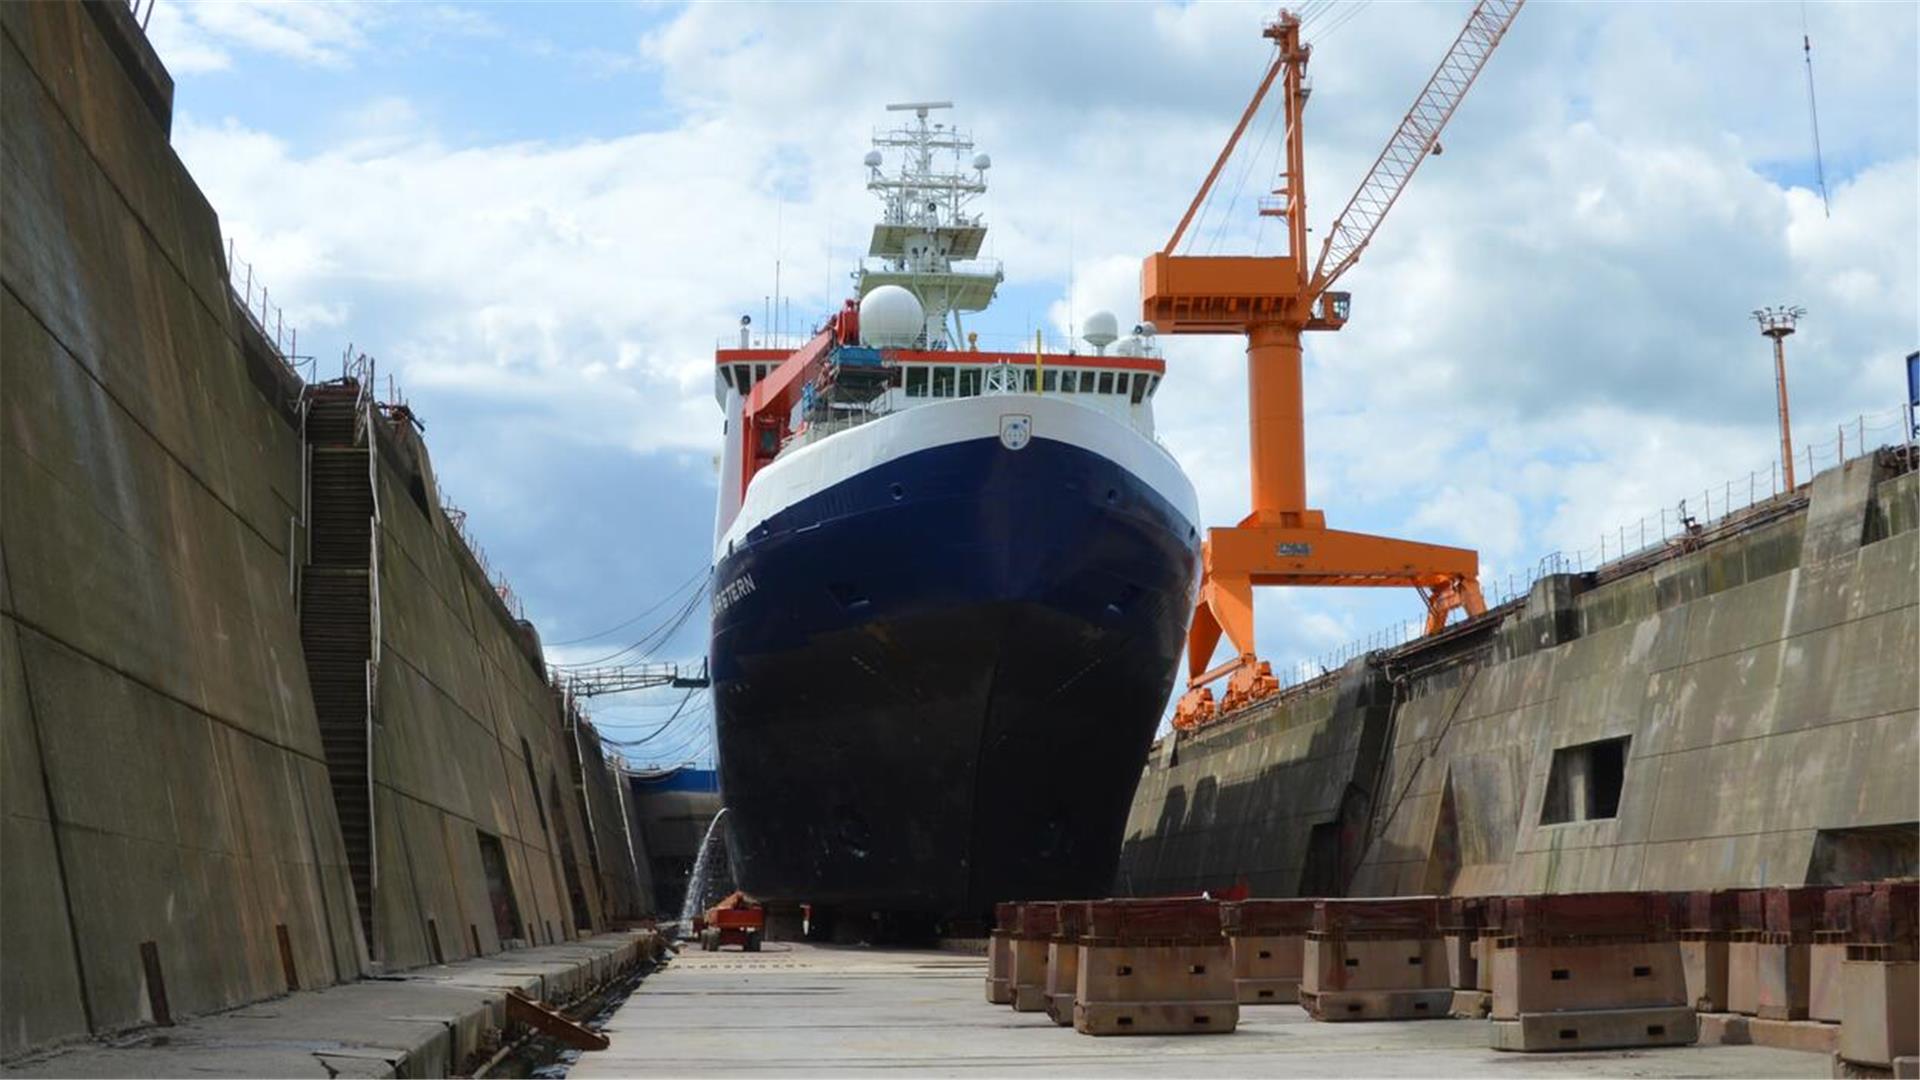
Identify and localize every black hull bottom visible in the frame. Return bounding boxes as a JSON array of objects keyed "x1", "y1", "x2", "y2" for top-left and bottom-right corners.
[{"x1": 712, "y1": 433, "x2": 1198, "y2": 920}]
